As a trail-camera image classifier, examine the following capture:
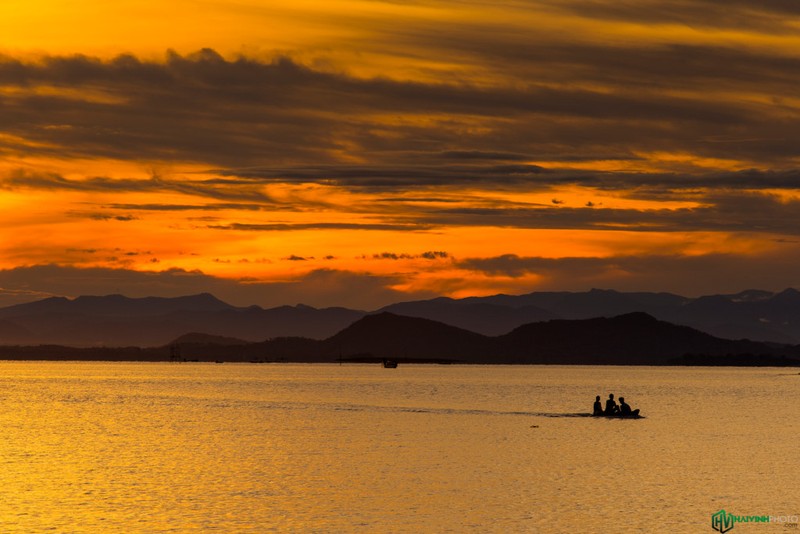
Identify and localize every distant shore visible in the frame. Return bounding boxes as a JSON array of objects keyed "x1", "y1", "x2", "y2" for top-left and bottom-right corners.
[{"x1": 0, "y1": 344, "x2": 798, "y2": 367}]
